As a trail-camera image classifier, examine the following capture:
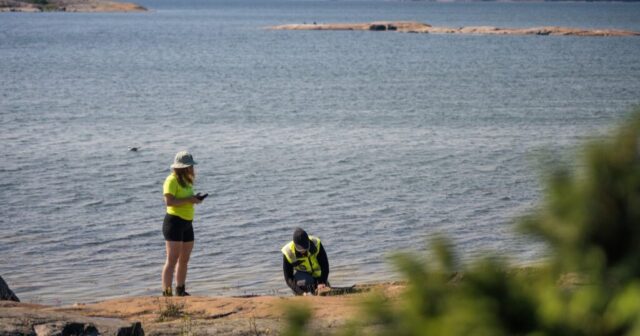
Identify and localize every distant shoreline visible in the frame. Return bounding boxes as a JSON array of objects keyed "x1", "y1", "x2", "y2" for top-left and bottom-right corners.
[
  {"x1": 401, "y1": 0, "x2": 640, "y2": 2},
  {"x1": 0, "y1": 0, "x2": 146, "y2": 12}
]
